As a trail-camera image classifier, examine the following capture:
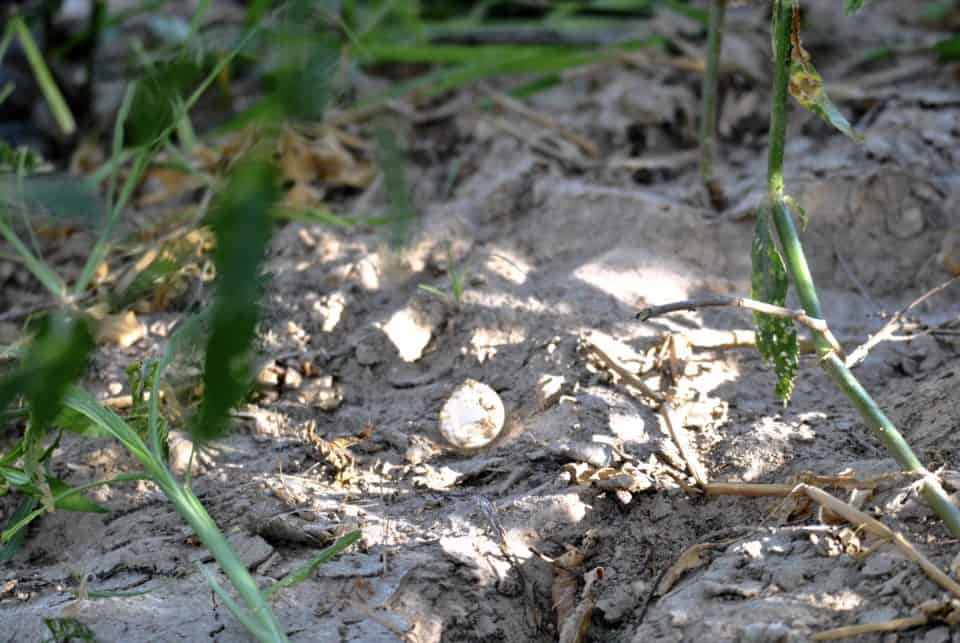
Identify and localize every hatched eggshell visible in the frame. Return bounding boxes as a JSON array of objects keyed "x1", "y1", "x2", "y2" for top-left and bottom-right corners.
[{"x1": 439, "y1": 380, "x2": 505, "y2": 449}]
